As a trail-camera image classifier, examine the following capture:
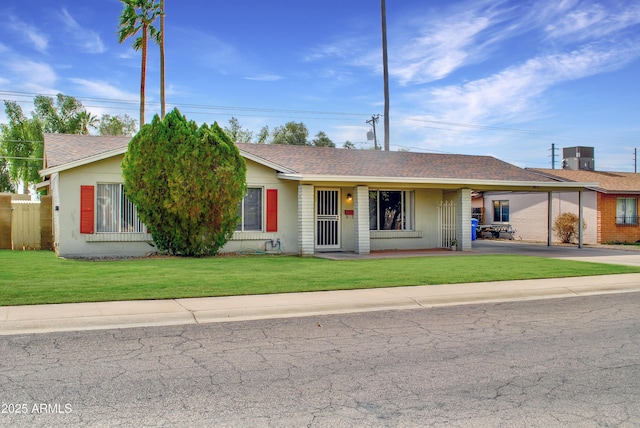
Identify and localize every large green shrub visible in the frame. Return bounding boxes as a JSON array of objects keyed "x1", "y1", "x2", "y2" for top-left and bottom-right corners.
[
  {"x1": 122, "y1": 109, "x2": 246, "y2": 256},
  {"x1": 553, "y1": 212, "x2": 586, "y2": 244}
]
